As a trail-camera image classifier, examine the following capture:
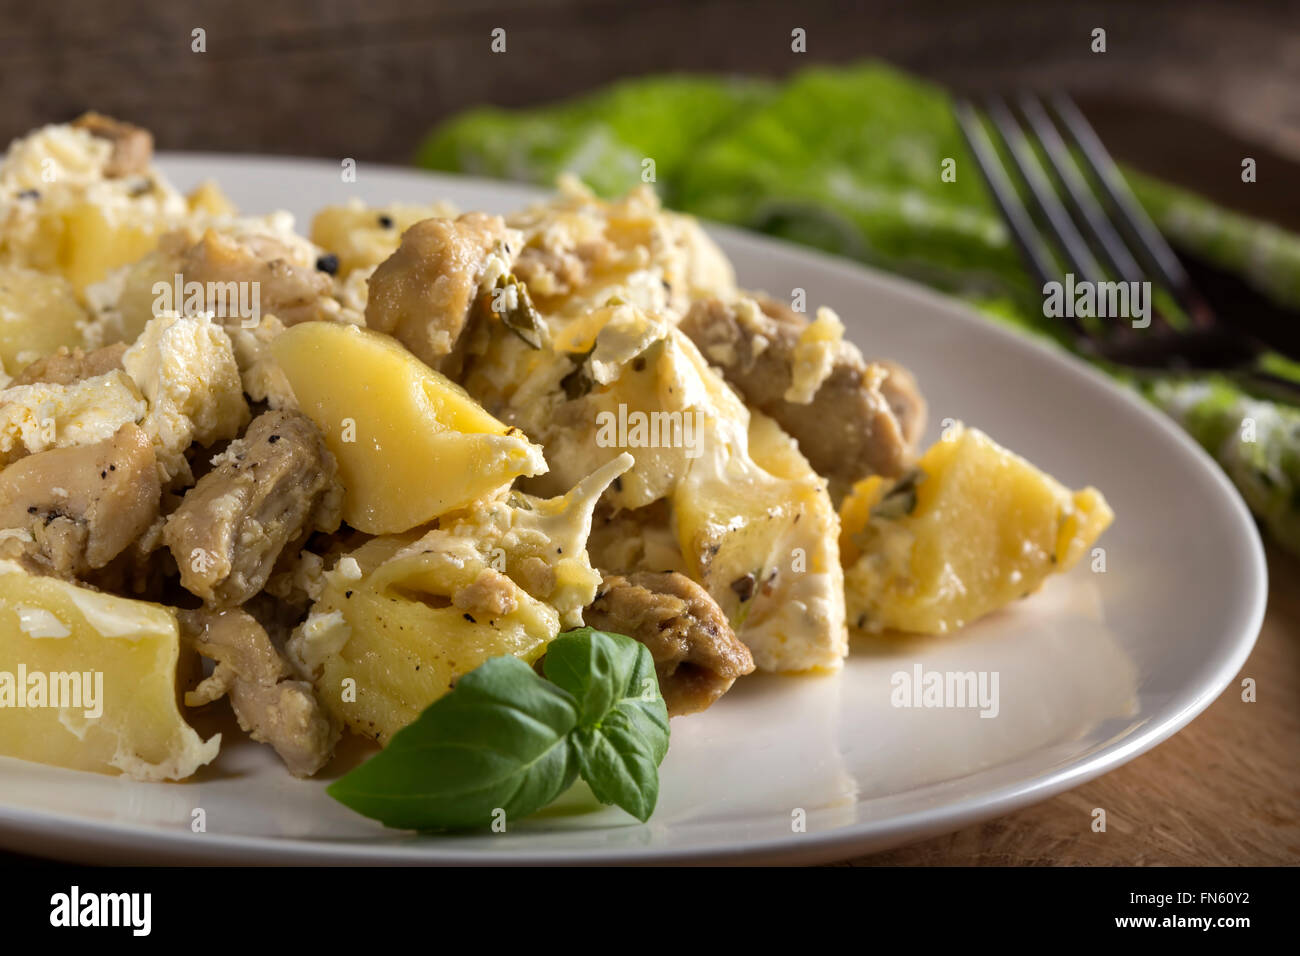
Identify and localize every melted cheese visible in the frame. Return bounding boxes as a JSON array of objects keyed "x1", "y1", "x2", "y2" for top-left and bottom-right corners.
[
  {"x1": 0, "y1": 369, "x2": 145, "y2": 465},
  {"x1": 122, "y1": 311, "x2": 249, "y2": 484}
]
